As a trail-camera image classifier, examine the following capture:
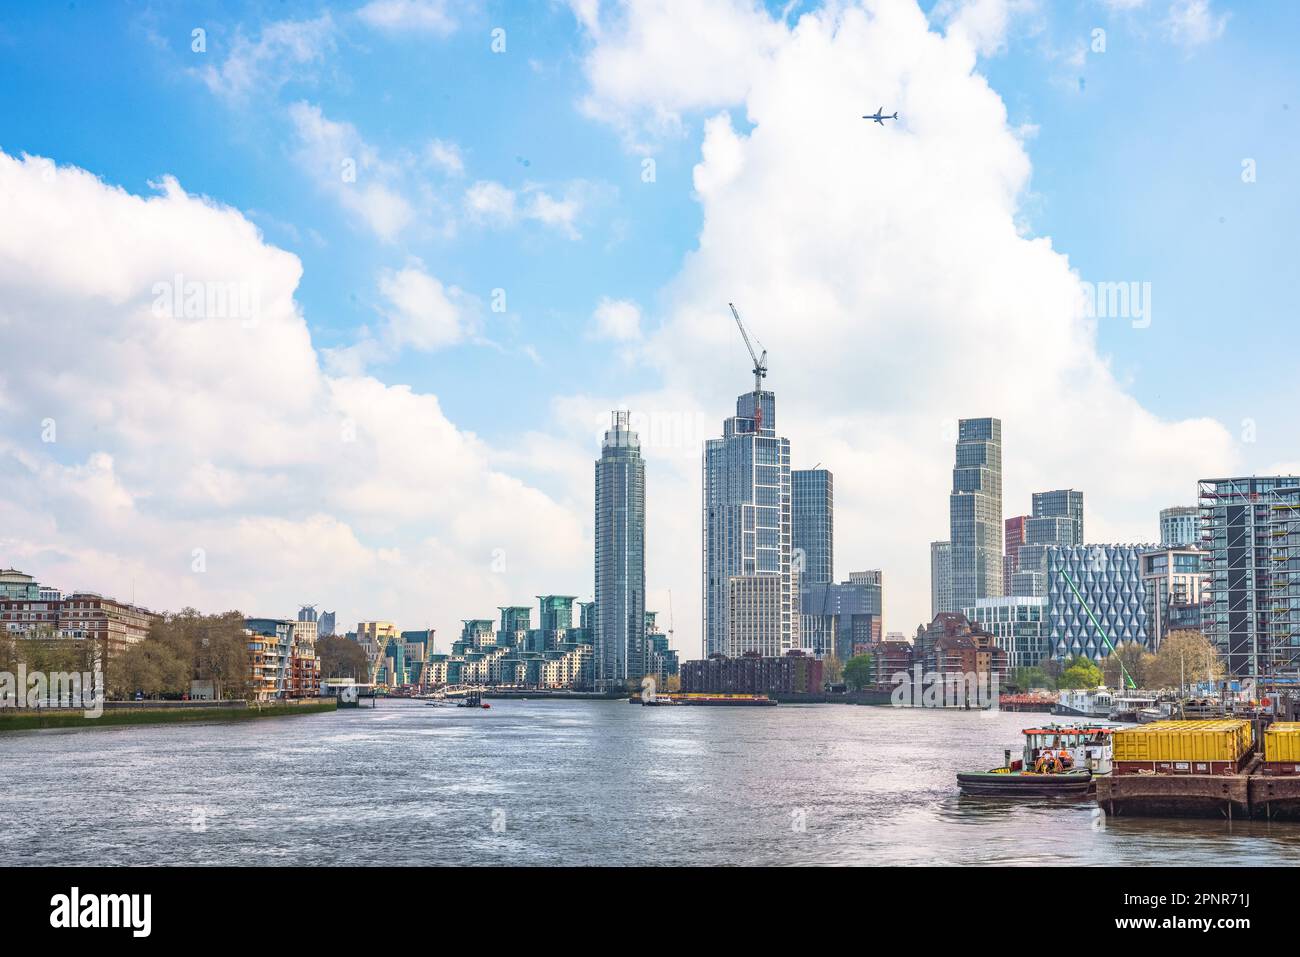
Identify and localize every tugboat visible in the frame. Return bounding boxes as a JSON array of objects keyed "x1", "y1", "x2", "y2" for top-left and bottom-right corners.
[
  {"x1": 456, "y1": 690, "x2": 491, "y2": 709},
  {"x1": 957, "y1": 724, "x2": 1115, "y2": 798}
]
